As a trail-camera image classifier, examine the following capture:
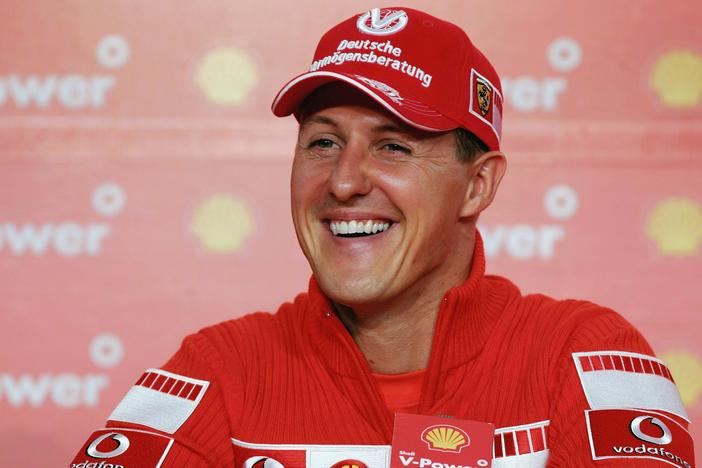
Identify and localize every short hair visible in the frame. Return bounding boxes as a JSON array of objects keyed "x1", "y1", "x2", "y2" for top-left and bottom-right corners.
[{"x1": 453, "y1": 128, "x2": 488, "y2": 163}]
